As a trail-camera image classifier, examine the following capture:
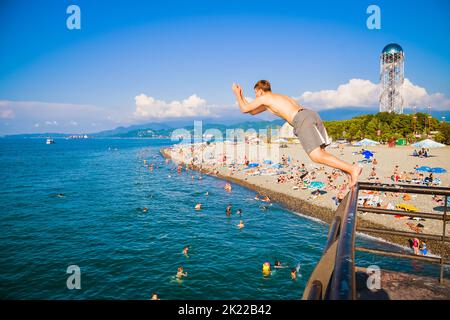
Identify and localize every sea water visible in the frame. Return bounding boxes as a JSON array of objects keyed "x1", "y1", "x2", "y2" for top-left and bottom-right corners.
[{"x1": 0, "y1": 138, "x2": 444, "y2": 299}]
